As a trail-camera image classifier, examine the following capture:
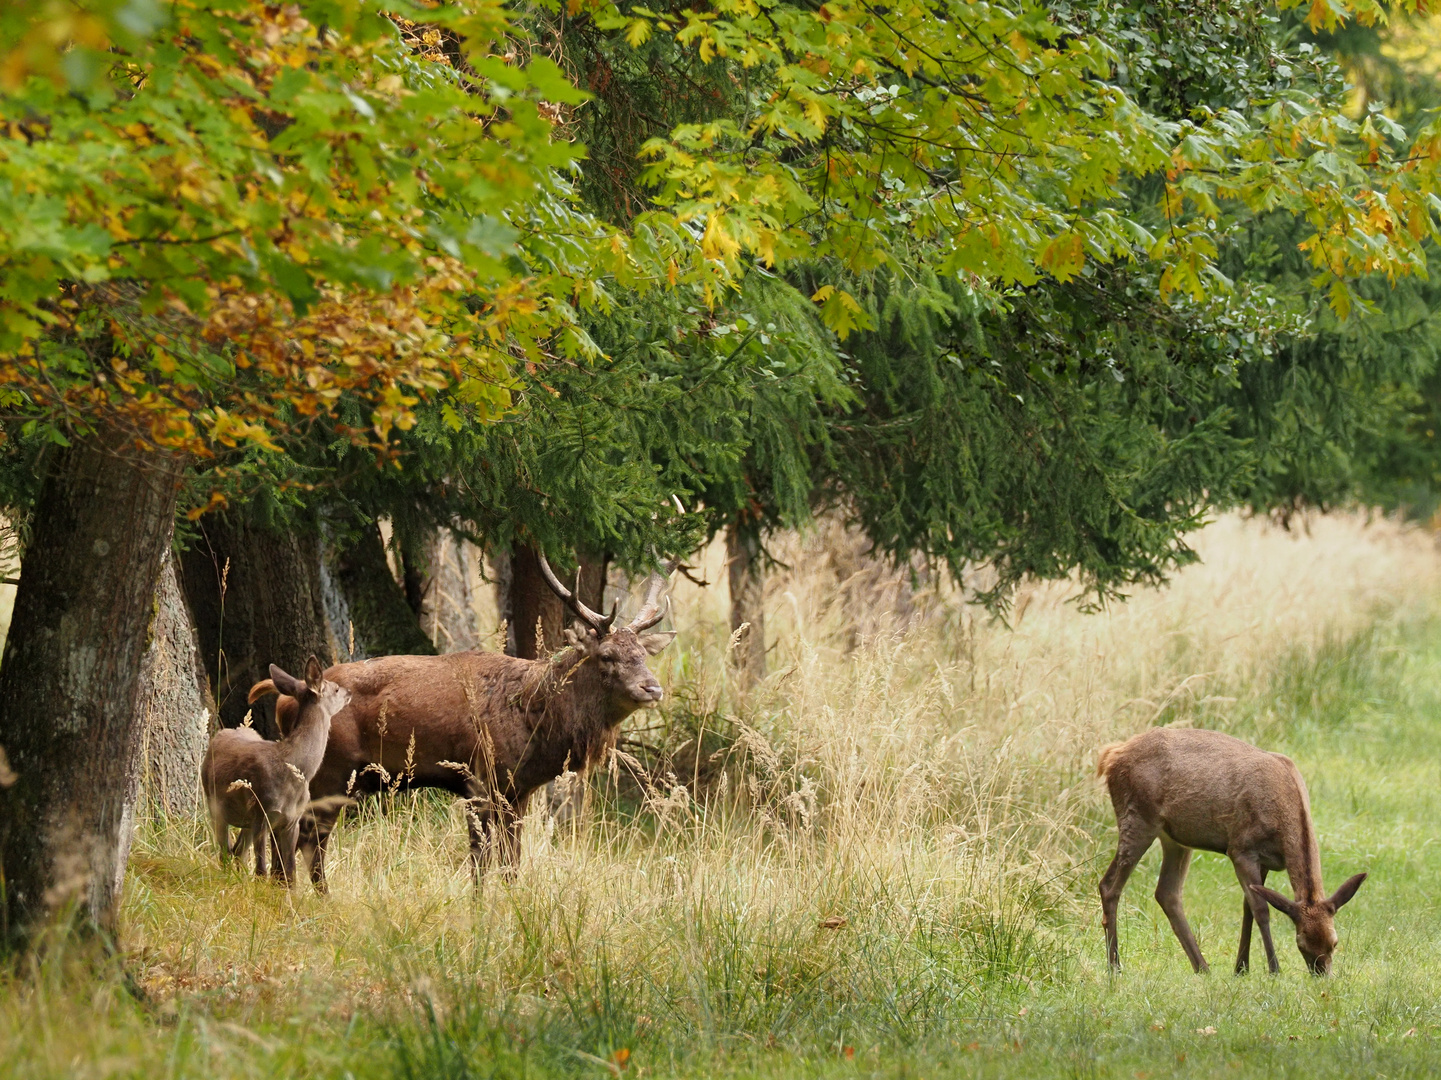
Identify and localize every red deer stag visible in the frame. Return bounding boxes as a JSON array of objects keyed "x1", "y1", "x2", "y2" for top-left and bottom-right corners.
[
  {"x1": 202, "y1": 657, "x2": 351, "y2": 885},
  {"x1": 1097, "y1": 727, "x2": 1366, "y2": 975},
  {"x1": 254, "y1": 556, "x2": 676, "y2": 890}
]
